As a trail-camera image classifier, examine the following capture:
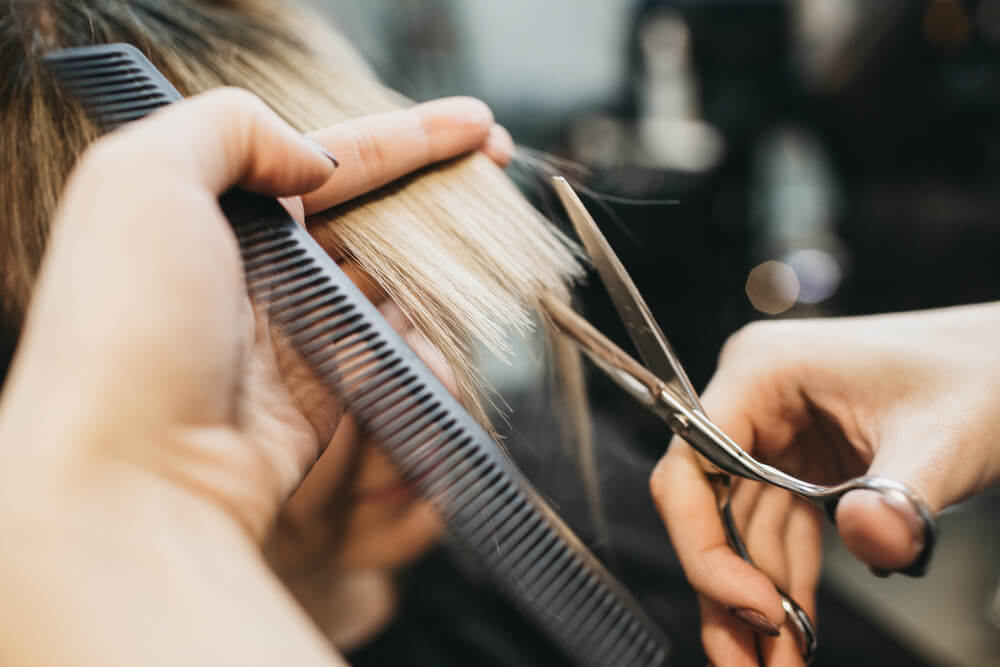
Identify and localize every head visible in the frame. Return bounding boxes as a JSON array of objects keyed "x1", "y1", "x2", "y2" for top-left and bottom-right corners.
[{"x1": 1, "y1": 0, "x2": 586, "y2": 585}]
